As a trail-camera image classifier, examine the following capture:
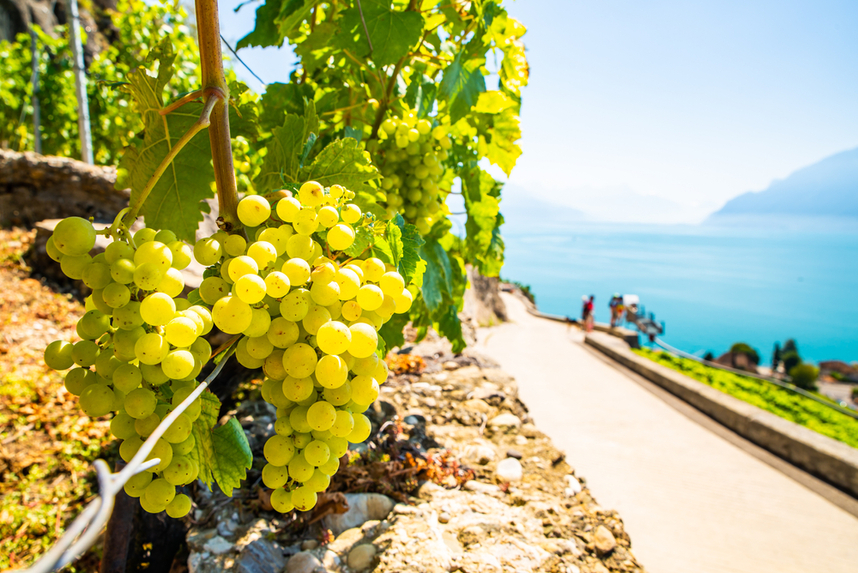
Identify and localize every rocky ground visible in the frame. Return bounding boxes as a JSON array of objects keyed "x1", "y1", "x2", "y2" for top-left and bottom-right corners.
[{"x1": 184, "y1": 335, "x2": 646, "y2": 573}]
